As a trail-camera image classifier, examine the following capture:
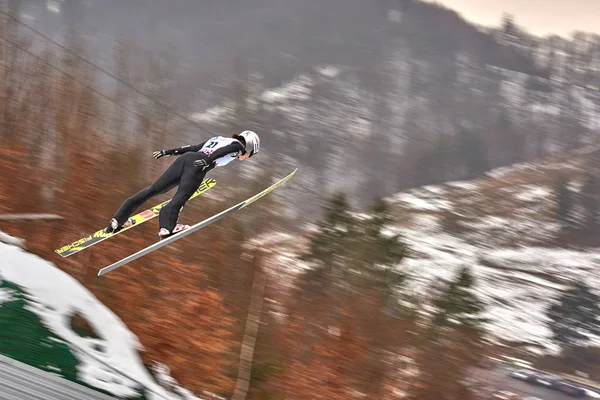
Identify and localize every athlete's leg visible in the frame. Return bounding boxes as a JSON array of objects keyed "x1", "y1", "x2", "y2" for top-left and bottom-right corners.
[
  {"x1": 158, "y1": 153, "x2": 207, "y2": 232},
  {"x1": 111, "y1": 155, "x2": 185, "y2": 226}
]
